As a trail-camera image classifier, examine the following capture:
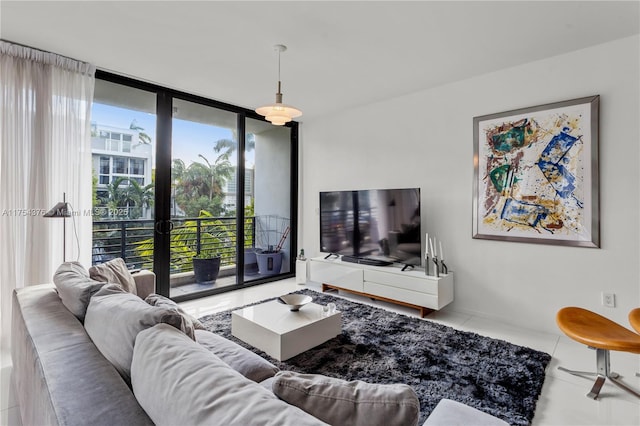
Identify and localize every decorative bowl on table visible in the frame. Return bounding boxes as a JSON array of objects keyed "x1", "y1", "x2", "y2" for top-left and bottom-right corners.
[{"x1": 277, "y1": 294, "x2": 313, "y2": 311}]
